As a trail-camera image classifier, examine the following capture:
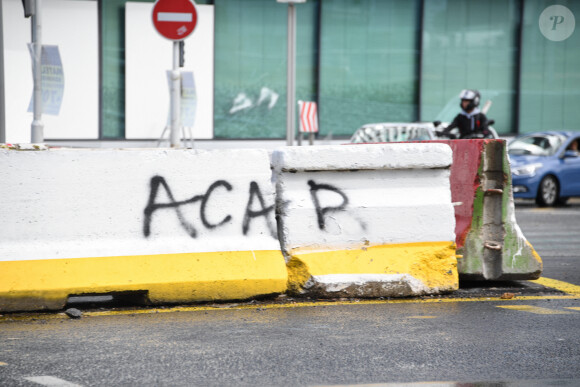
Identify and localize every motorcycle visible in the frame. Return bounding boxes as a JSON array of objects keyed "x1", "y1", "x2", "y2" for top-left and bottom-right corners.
[{"x1": 433, "y1": 120, "x2": 497, "y2": 140}]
